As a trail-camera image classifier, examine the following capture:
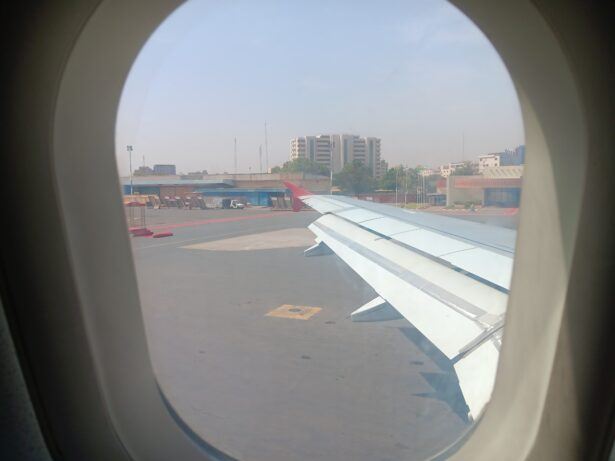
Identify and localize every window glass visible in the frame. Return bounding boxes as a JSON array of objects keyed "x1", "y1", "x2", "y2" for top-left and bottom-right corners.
[{"x1": 116, "y1": 1, "x2": 524, "y2": 459}]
